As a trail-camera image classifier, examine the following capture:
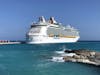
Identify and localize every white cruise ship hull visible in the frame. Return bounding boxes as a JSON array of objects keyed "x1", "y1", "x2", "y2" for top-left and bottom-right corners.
[
  {"x1": 27, "y1": 36, "x2": 80, "y2": 44},
  {"x1": 26, "y1": 16, "x2": 80, "y2": 44}
]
